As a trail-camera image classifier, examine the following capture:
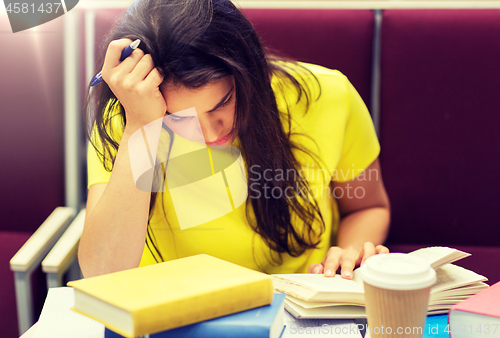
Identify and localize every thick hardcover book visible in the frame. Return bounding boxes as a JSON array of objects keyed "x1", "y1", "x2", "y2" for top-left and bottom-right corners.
[
  {"x1": 448, "y1": 281, "x2": 500, "y2": 338},
  {"x1": 104, "y1": 293, "x2": 286, "y2": 338},
  {"x1": 67, "y1": 254, "x2": 273, "y2": 338}
]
